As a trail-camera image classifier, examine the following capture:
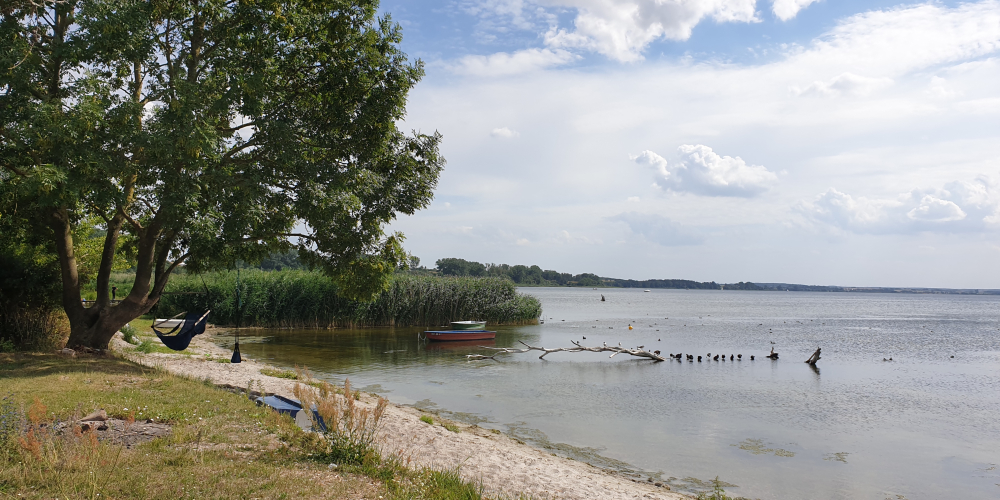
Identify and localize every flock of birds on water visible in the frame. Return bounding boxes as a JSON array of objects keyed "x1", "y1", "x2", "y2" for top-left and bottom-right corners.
[
  {"x1": 564, "y1": 314, "x2": 898, "y2": 362},
  {"x1": 568, "y1": 315, "x2": 787, "y2": 361}
]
